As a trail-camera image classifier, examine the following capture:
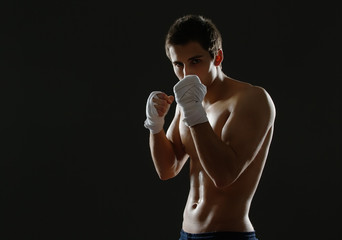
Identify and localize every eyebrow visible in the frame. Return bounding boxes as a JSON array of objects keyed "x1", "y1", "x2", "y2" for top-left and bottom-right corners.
[
  {"x1": 172, "y1": 55, "x2": 203, "y2": 64},
  {"x1": 188, "y1": 55, "x2": 203, "y2": 61}
]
